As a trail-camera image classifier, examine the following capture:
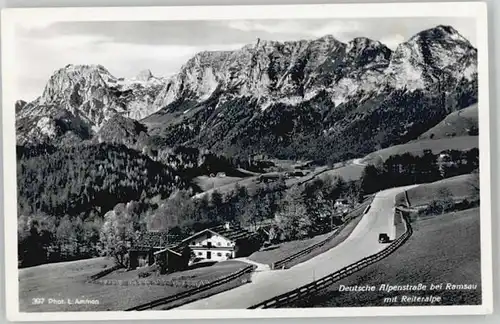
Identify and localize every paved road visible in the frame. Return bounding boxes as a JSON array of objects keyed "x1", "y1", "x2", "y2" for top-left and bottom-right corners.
[
  {"x1": 177, "y1": 185, "x2": 417, "y2": 310},
  {"x1": 234, "y1": 258, "x2": 271, "y2": 272}
]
